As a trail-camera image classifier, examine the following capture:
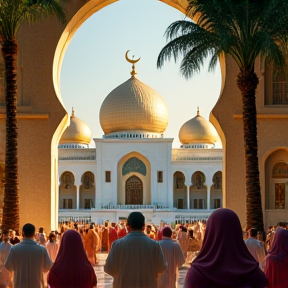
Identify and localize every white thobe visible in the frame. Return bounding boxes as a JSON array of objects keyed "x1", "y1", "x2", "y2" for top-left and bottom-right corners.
[
  {"x1": 158, "y1": 238, "x2": 185, "y2": 288},
  {"x1": 46, "y1": 241, "x2": 59, "y2": 262},
  {"x1": 0, "y1": 242, "x2": 12, "y2": 287},
  {"x1": 5, "y1": 238, "x2": 52, "y2": 288},
  {"x1": 104, "y1": 231, "x2": 167, "y2": 288},
  {"x1": 245, "y1": 237, "x2": 266, "y2": 270}
]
